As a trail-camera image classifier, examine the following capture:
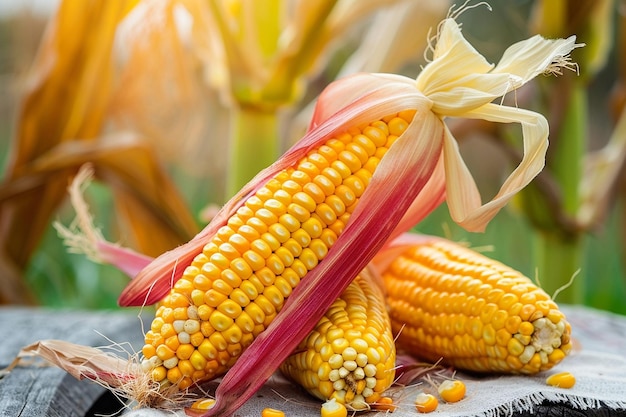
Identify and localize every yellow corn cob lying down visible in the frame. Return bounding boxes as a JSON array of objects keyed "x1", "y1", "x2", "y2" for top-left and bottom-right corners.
[
  {"x1": 383, "y1": 239, "x2": 572, "y2": 374},
  {"x1": 280, "y1": 271, "x2": 396, "y2": 410},
  {"x1": 140, "y1": 111, "x2": 415, "y2": 390}
]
